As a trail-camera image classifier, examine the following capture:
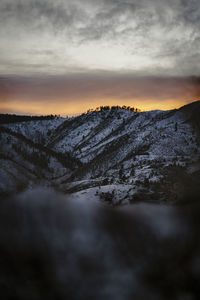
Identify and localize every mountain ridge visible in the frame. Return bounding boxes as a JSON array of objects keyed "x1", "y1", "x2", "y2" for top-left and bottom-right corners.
[{"x1": 1, "y1": 100, "x2": 200, "y2": 203}]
